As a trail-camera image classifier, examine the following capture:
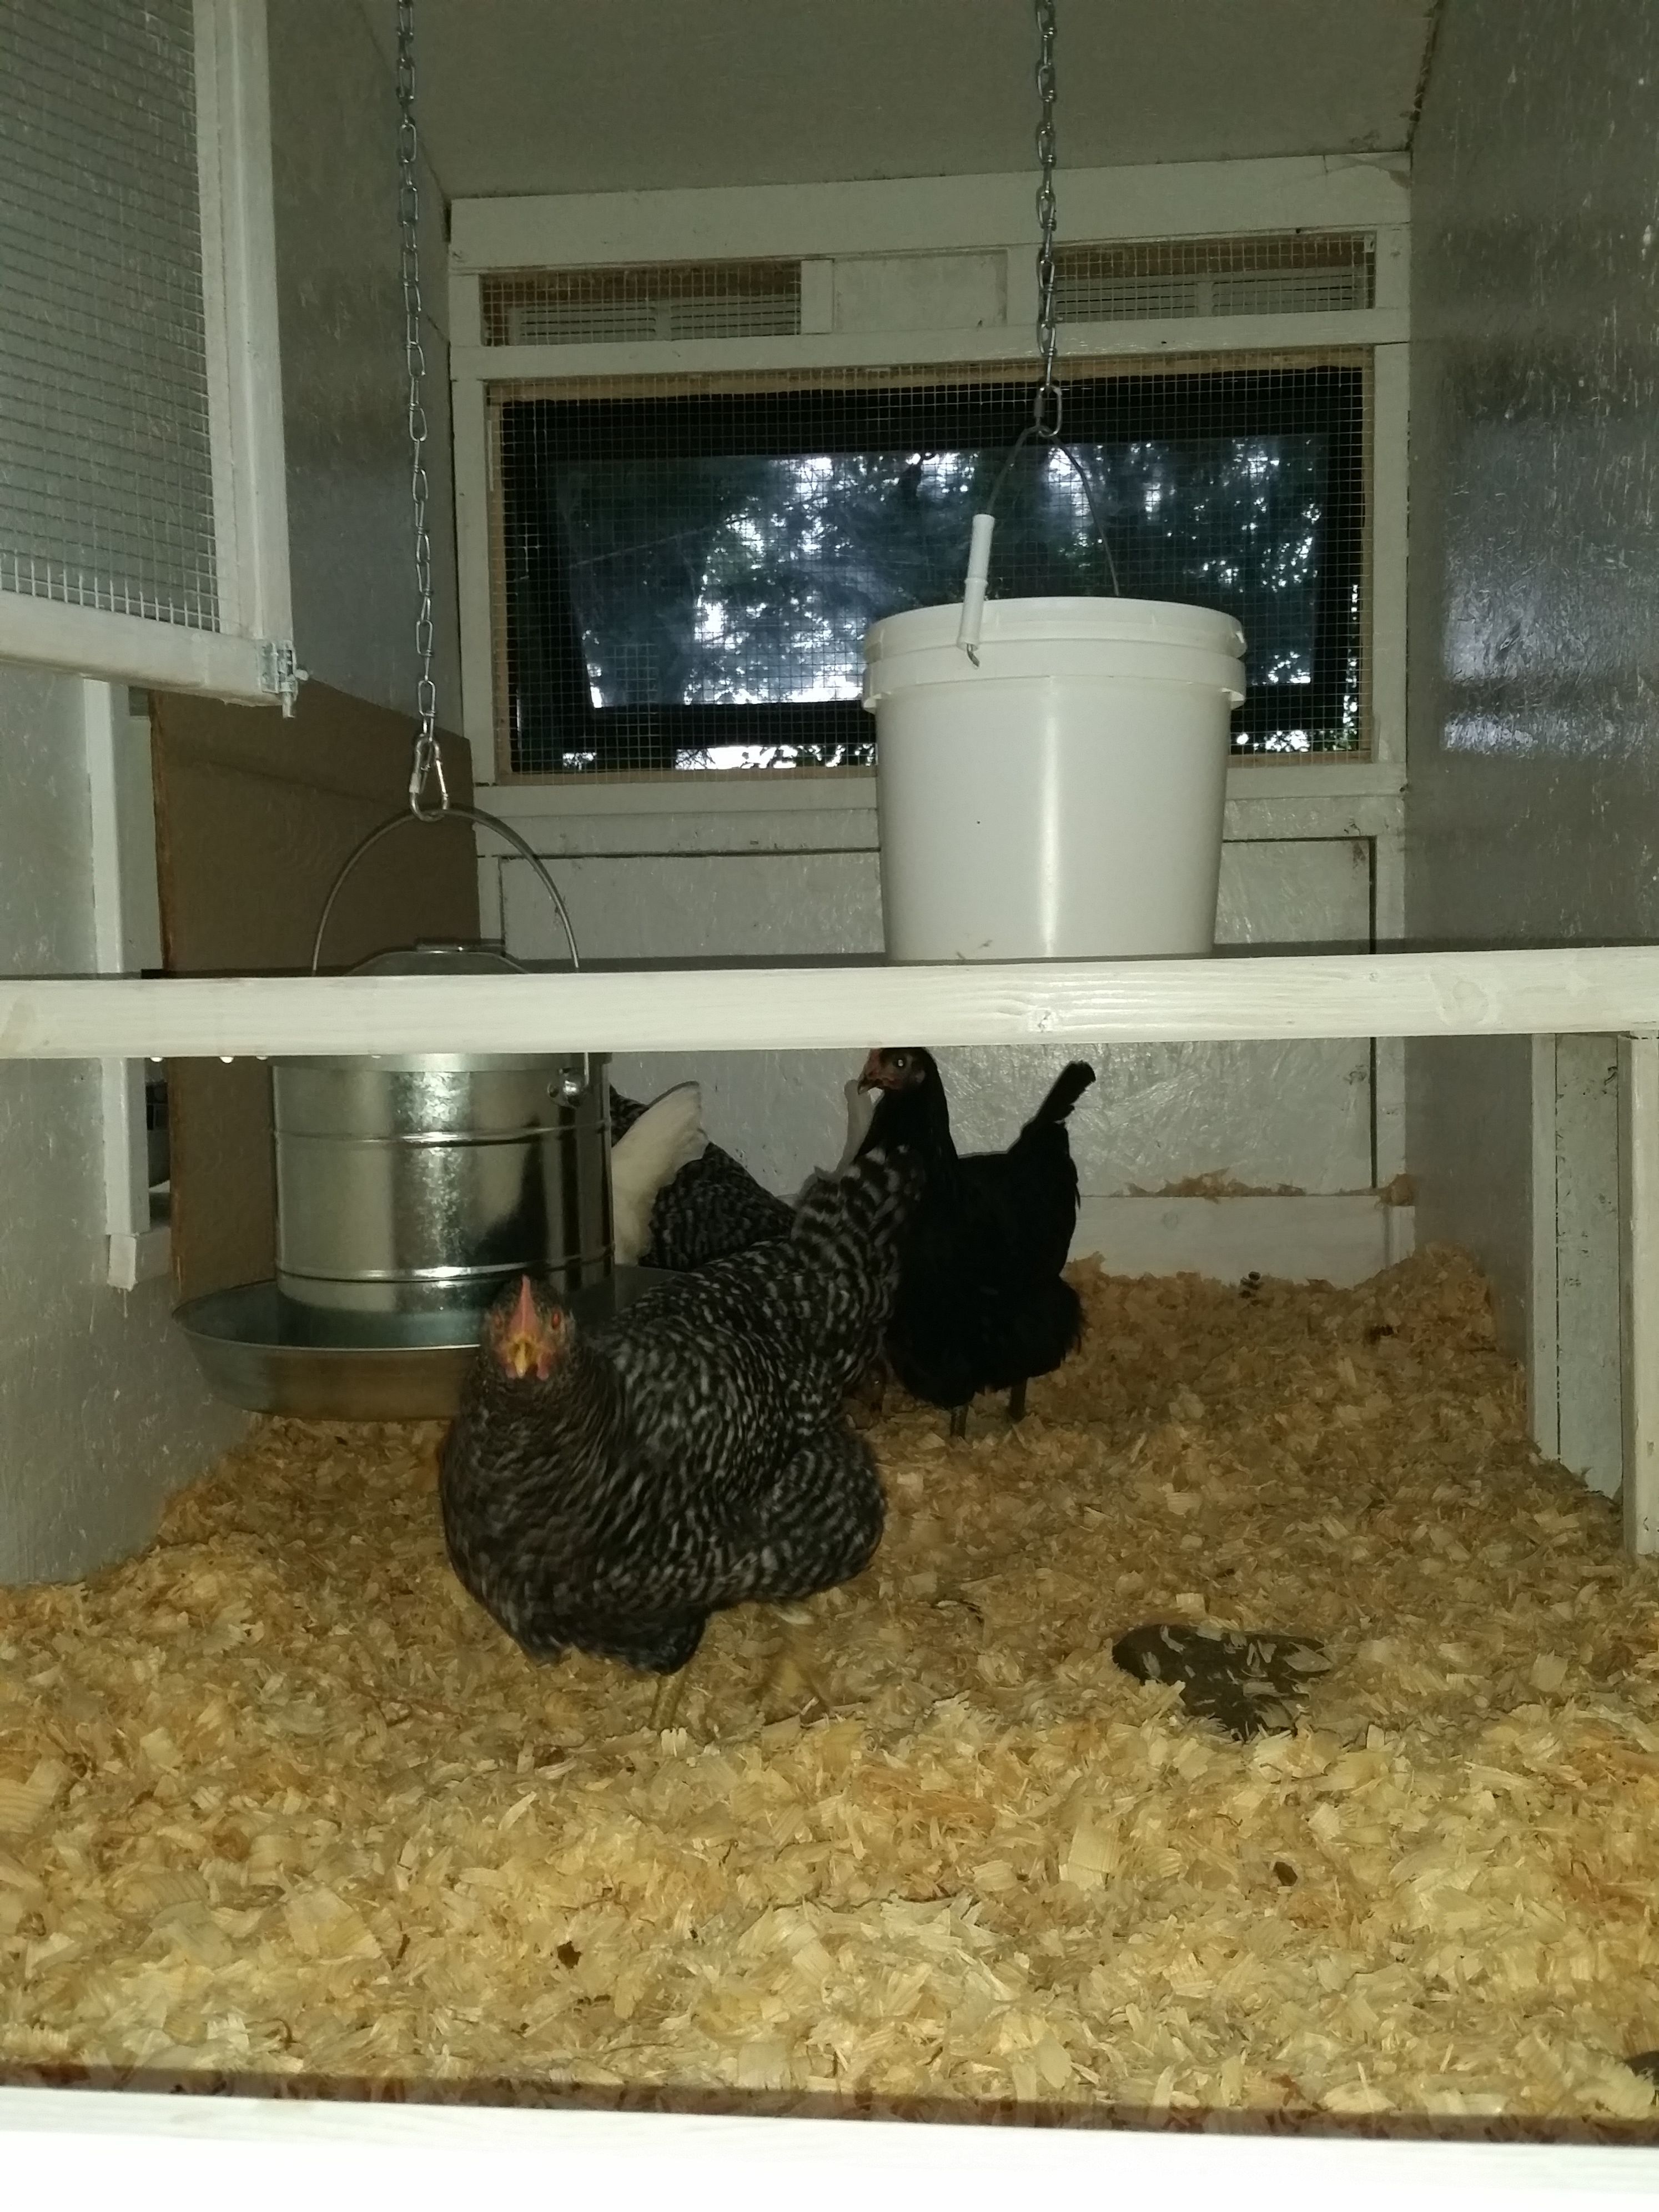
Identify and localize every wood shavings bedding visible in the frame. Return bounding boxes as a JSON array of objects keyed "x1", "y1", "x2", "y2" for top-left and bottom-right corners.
[{"x1": 2, "y1": 1244, "x2": 1658, "y2": 2135}]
